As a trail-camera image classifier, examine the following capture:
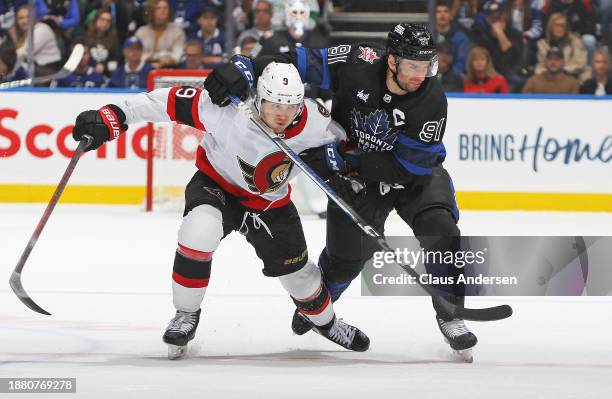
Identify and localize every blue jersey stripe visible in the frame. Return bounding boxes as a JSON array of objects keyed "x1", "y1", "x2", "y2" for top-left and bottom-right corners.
[
  {"x1": 396, "y1": 134, "x2": 446, "y2": 154},
  {"x1": 392, "y1": 152, "x2": 434, "y2": 175}
]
